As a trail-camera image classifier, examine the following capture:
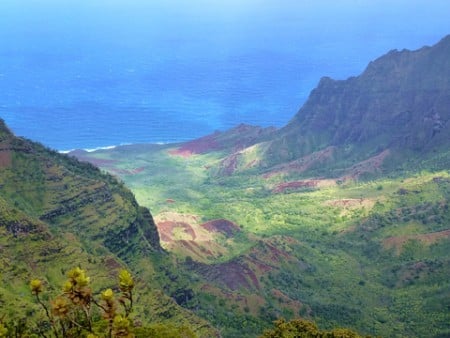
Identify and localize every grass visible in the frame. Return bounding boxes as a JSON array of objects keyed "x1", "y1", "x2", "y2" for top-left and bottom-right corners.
[{"x1": 78, "y1": 143, "x2": 450, "y2": 337}]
